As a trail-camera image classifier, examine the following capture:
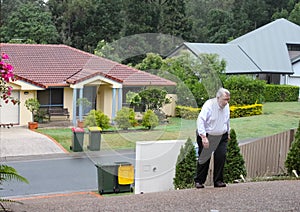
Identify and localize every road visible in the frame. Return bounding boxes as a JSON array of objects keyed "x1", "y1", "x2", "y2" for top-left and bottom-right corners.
[{"x1": 0, "y1": 149, "x2": 135, "y2": 198}]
